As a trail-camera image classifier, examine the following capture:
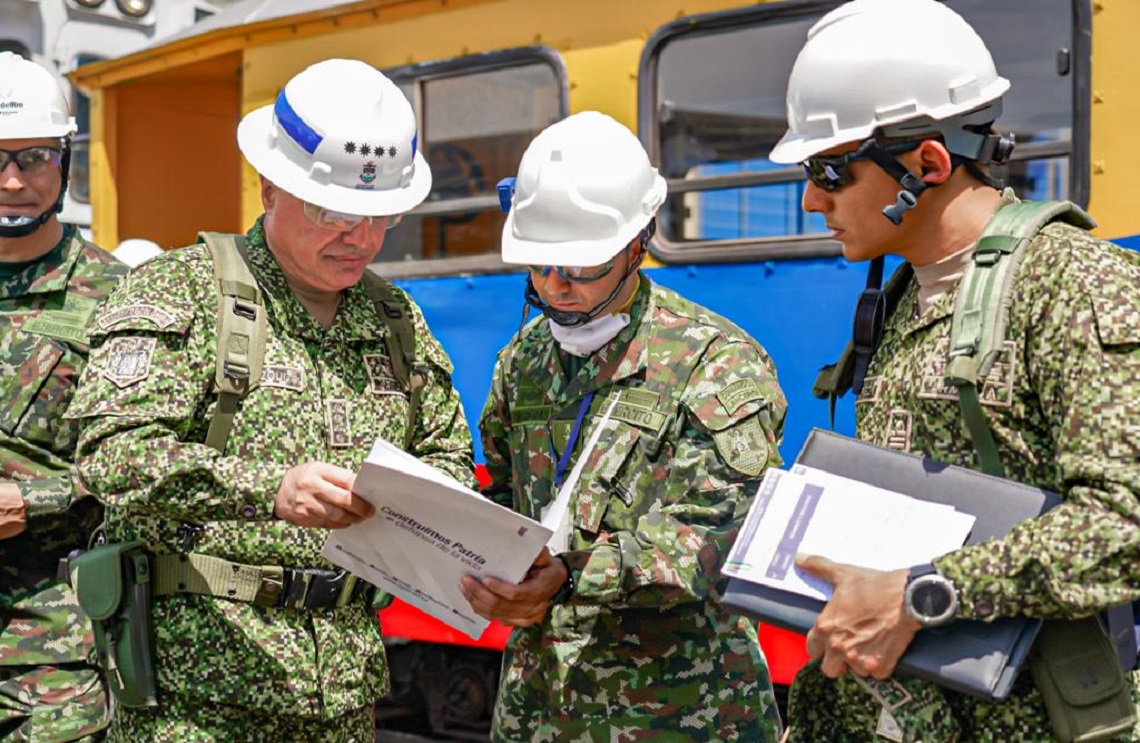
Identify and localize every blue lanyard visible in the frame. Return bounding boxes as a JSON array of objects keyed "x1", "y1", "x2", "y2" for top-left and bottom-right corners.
[{"x1": 550, "y1": 390, "x2": 596, "y2": 490}]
